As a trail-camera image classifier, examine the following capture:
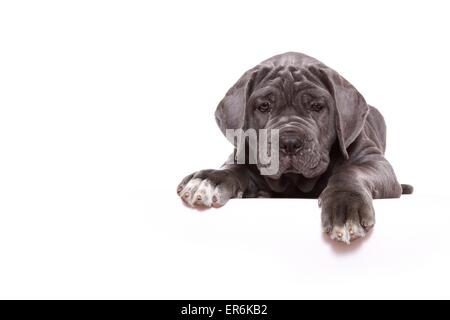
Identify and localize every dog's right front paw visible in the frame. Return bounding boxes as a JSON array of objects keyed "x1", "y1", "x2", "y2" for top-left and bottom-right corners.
[{"x1": 177, "y1": 169, "x2": 242, "y2": 208}]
